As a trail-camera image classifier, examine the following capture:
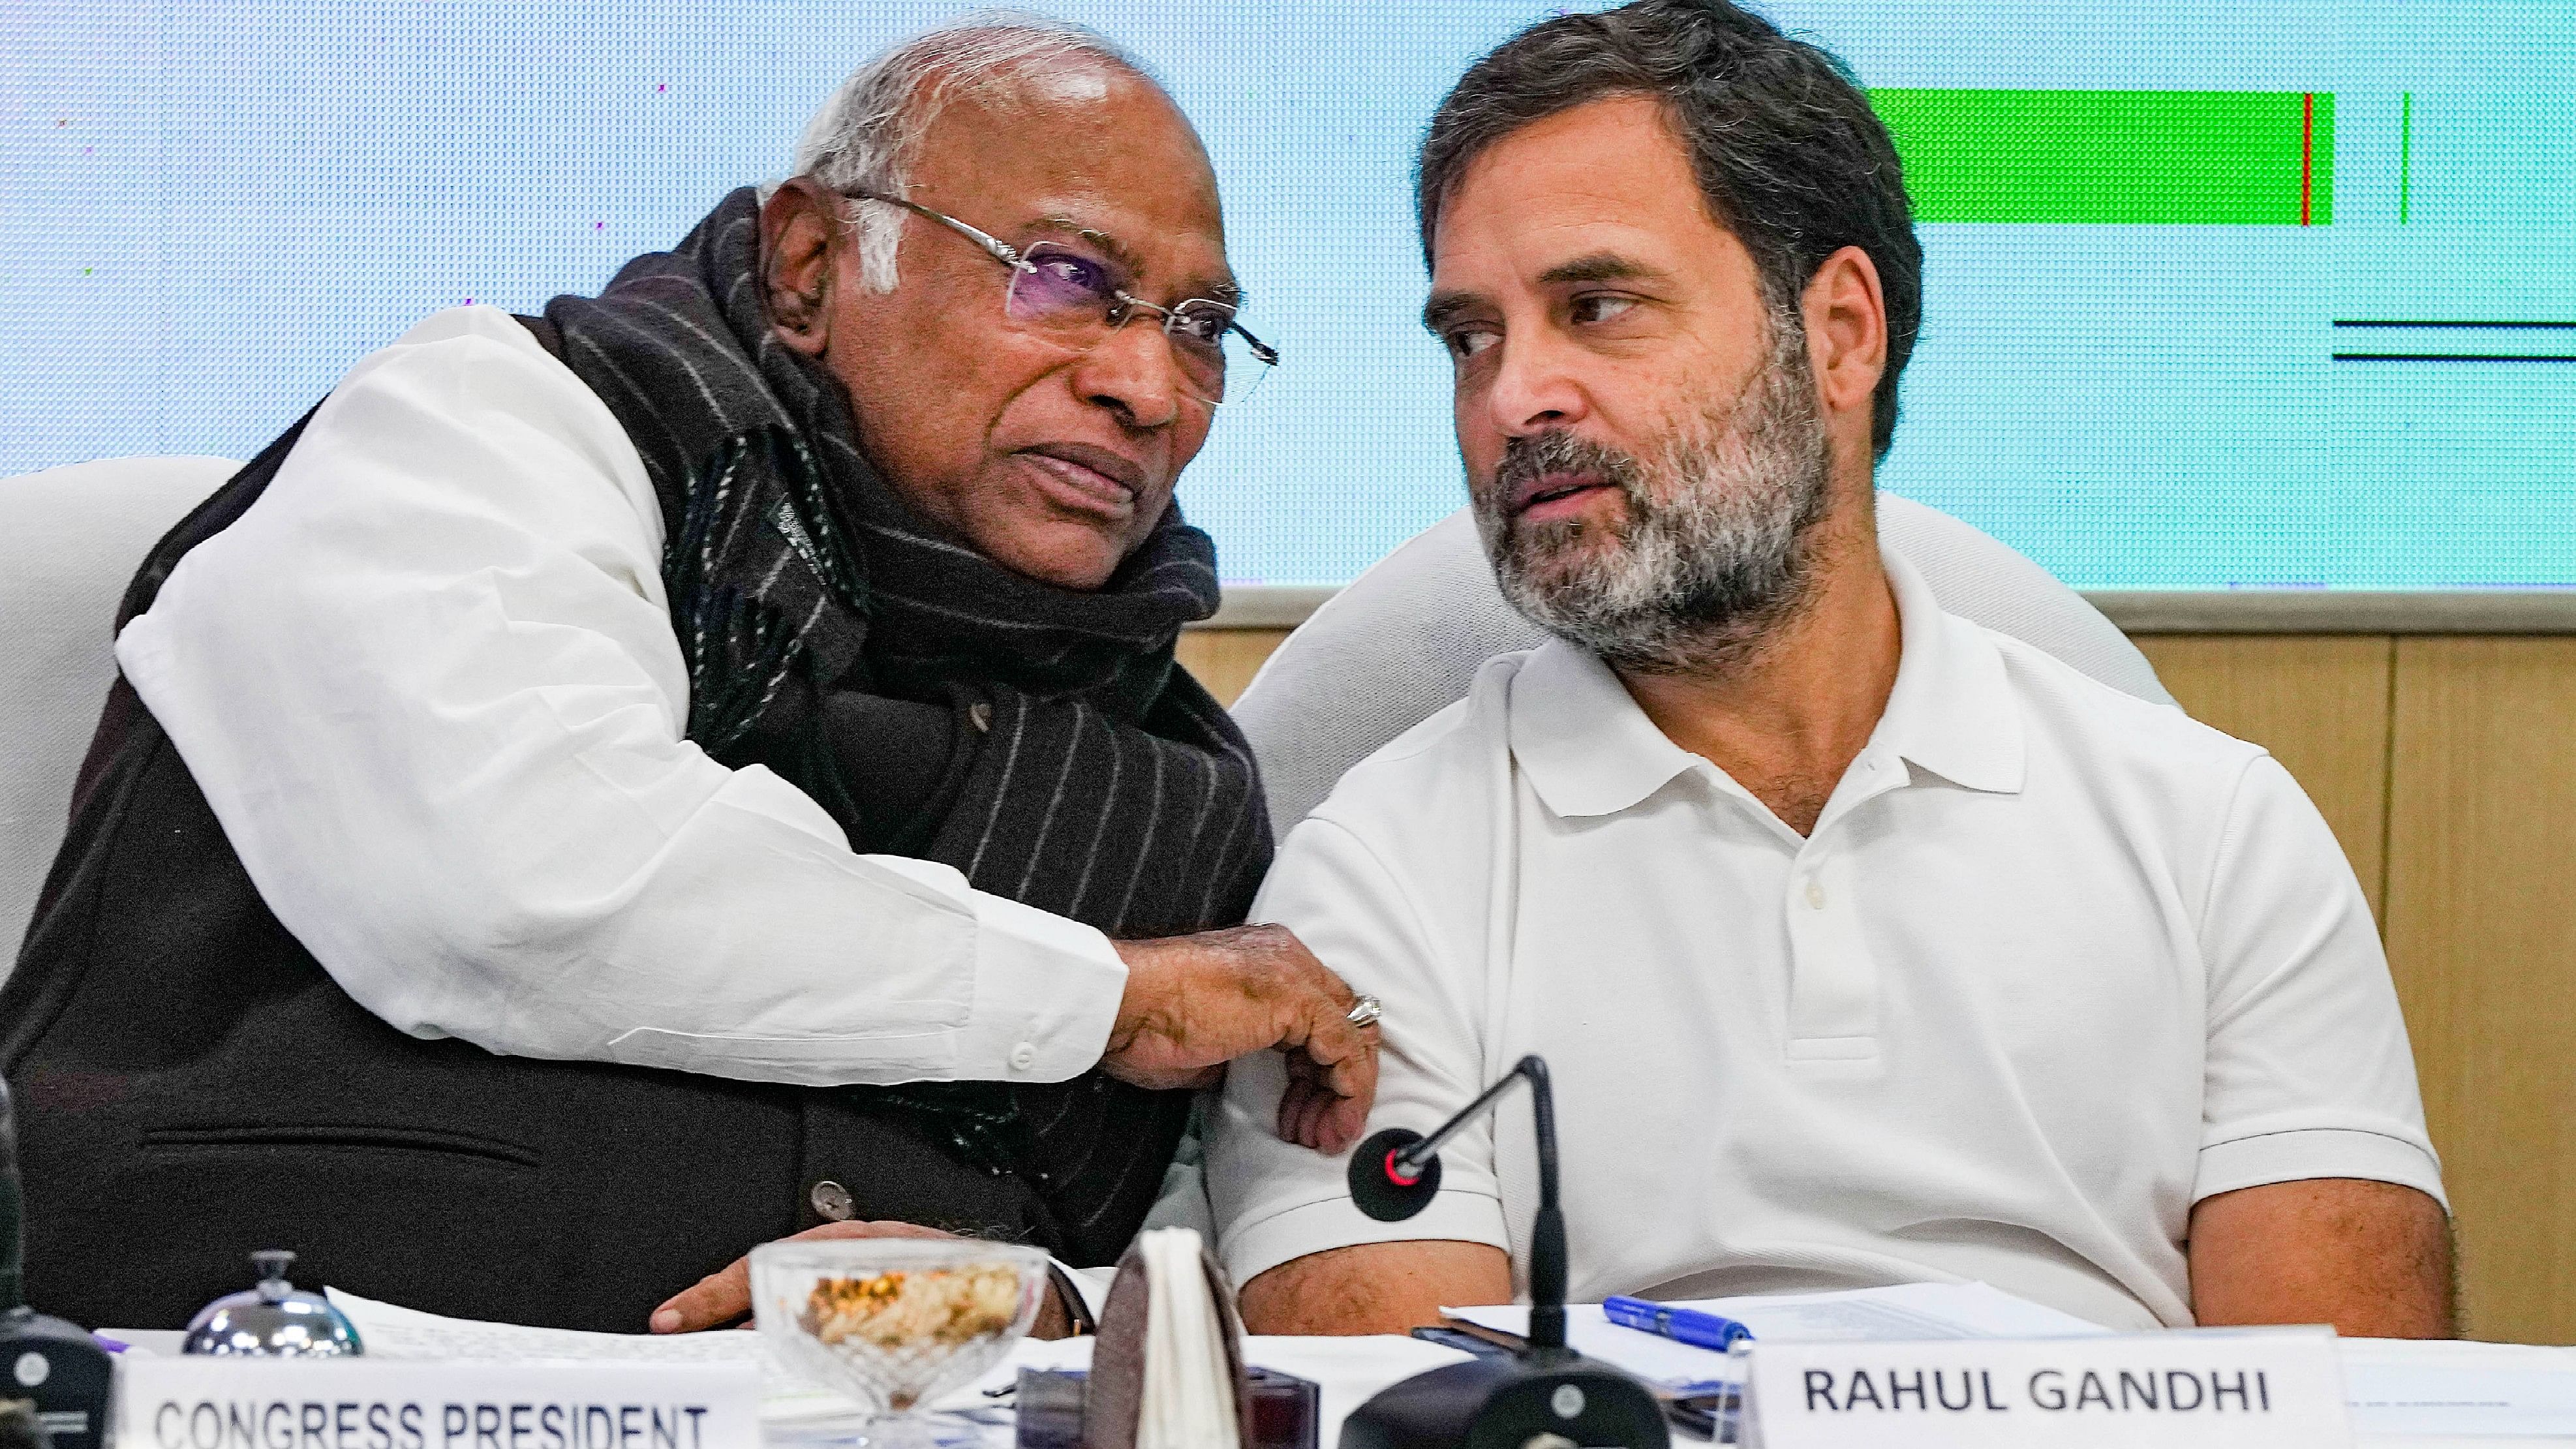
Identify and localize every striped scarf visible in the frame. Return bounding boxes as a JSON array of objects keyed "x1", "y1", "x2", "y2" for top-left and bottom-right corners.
[{"x1": 540, "y1": 189, "x2": 1271, "y2": 1263}]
